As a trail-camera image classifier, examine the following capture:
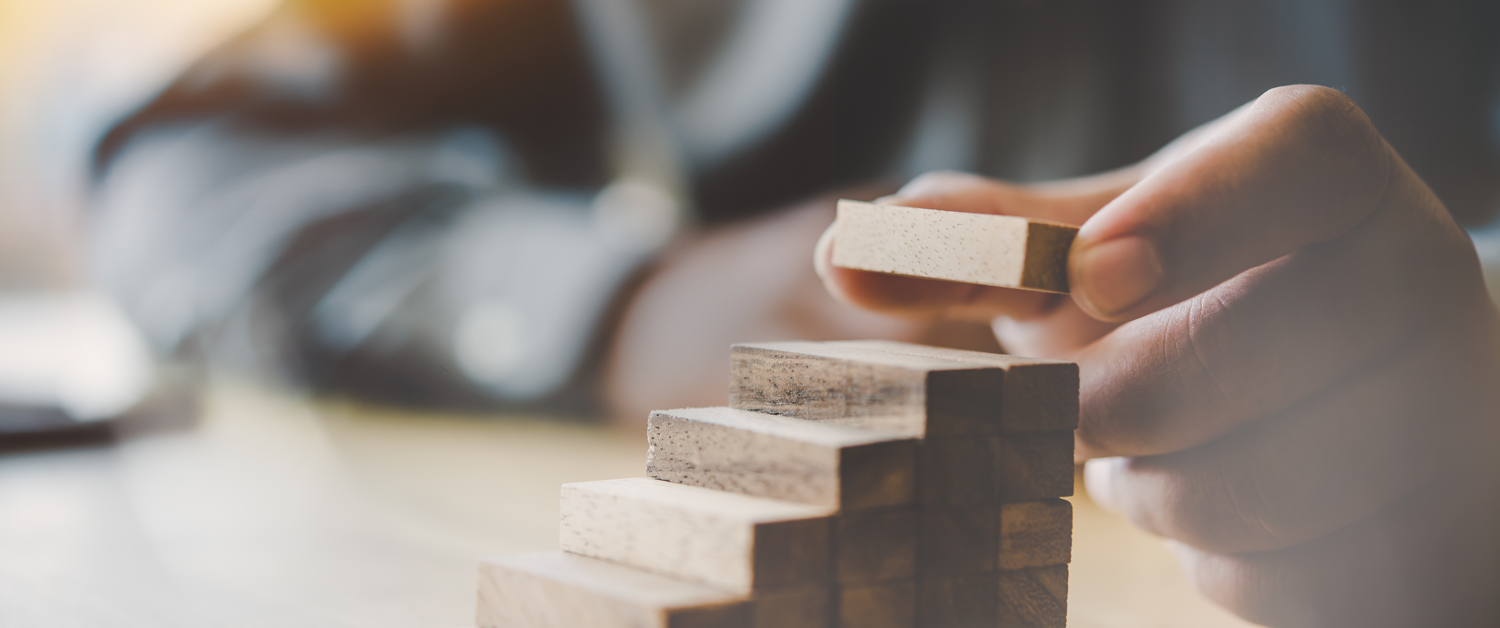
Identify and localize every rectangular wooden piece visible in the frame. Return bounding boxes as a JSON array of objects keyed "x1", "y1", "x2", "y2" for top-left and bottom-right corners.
[
  {"x1": 997, "y1": 565, "x2": 1069, "y2": 628},
  {"x1": 835, "y1": 509, "x2": 917, "y2": 585},
  {"x1": 917, "y1": 573, "x2": 1000, "y2": 628},
  {"x1": 918, "y1": 437, "x2": 998, "y2": 507},
  {"x1": 917, "y1": 507, "x2": 999, "y2": 578},
  {"x1": 647, "y1": 407, "x2": 916, "y2": 510},
  {"x1": 837, "y1": 580, "x2": 915, "y2": 628},
  {"x1": 560, "y1": 478, "x2": 835, "y2": 593},
  {"x1": 477, "y1": 552, "x2": 751, "y2": 628},
  {"x1": 994, "y1": 431, "x2": 1075, "y2": 502},
  {"x1": 753, "y1": 585, "x2": 833, "y2": 628},
  {"x1": 999, "y1": 499, "x2": 1073, "y2": 570},
  {"x1": 730, "y1": 340, "x2": 1078, "y2": 435},
  {"x1": 832, "y1": 199, "x2": 1077, "y2": 293}
]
